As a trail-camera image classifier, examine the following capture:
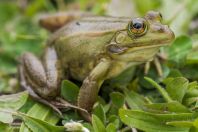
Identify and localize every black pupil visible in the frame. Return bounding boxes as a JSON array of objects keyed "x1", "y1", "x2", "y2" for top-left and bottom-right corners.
[{"x1": 133, "y1": 22, "x2": 143, "y2": 29}]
